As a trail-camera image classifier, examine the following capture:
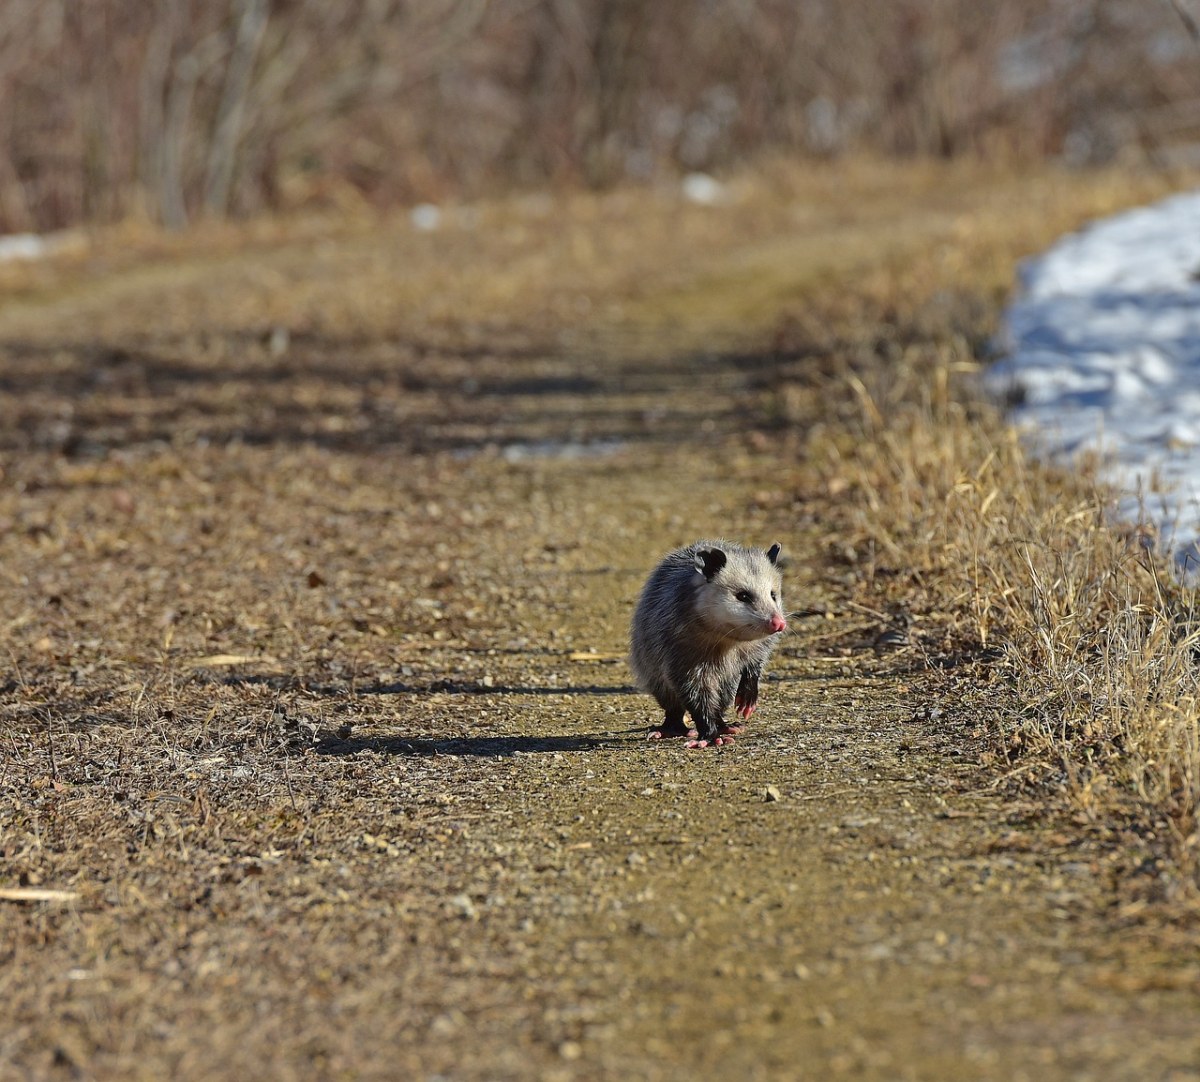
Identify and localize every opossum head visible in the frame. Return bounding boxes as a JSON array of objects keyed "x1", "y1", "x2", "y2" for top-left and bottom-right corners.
[{"x1": 693, "y1": 542, "x2": 787, "y2": 642}]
